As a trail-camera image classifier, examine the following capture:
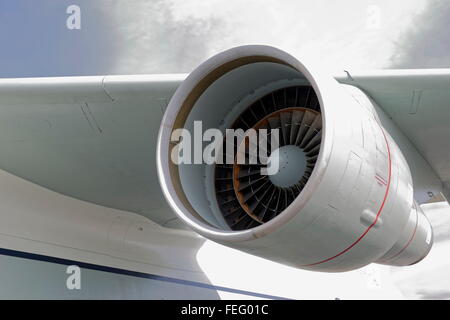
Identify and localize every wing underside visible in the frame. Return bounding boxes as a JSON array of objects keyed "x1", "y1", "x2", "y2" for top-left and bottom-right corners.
[{"x1": 0, "y1": 74, "x2": 186, "y2": 226}]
